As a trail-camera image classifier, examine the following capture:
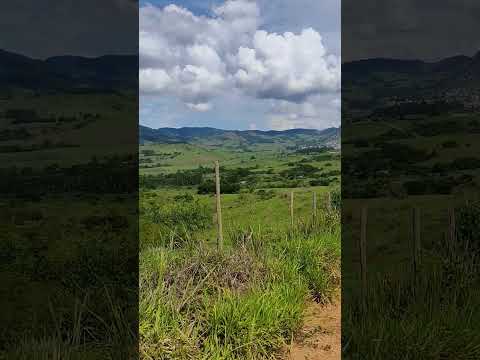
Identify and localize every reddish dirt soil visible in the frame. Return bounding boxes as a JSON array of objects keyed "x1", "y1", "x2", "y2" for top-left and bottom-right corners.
[{"x1": 283, "y1": 299, "x2": 341, "y2": 360}]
